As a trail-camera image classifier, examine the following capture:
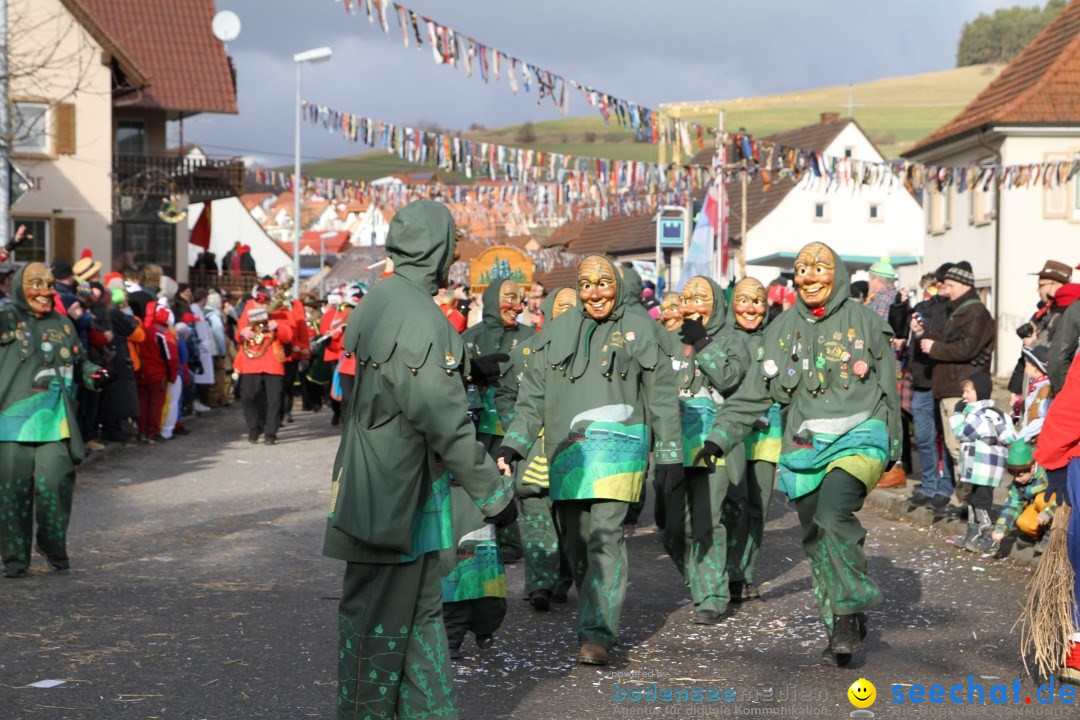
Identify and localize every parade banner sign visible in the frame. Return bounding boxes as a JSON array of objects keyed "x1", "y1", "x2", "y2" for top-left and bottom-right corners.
[{"x1": 470, "y1": 245, "x2": 534, "y2": 295}]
